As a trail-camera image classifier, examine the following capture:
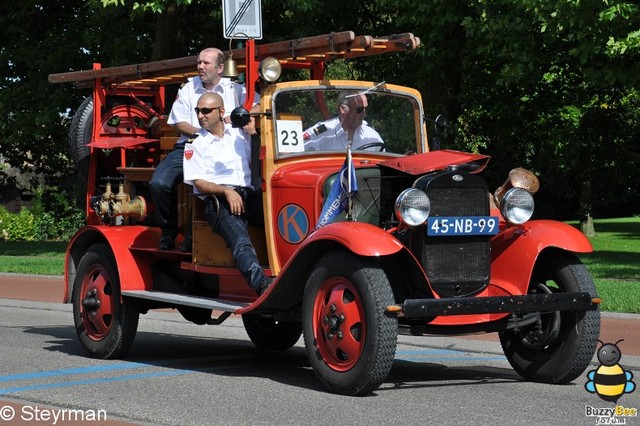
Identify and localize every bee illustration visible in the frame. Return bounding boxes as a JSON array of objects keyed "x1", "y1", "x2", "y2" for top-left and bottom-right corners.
[{"x1": 585, "y1": 339, "x2": 636, "y2": 402}]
